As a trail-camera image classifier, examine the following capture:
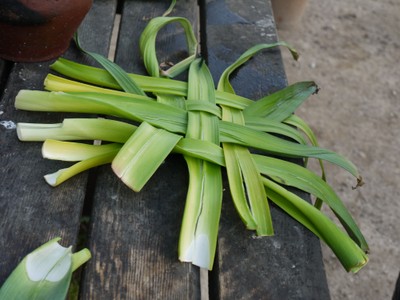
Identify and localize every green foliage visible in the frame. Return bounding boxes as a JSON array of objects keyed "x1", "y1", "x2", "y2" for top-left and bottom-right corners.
[{"x1": 15, "y1": 14, "x2": 368, "y2": 273}]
